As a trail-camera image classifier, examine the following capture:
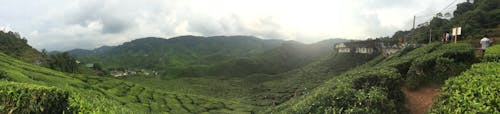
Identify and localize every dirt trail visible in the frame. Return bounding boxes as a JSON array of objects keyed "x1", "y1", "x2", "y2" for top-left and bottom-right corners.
[{"x1": 401, "y1": 86, "x2": 440, "y2": 114}]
